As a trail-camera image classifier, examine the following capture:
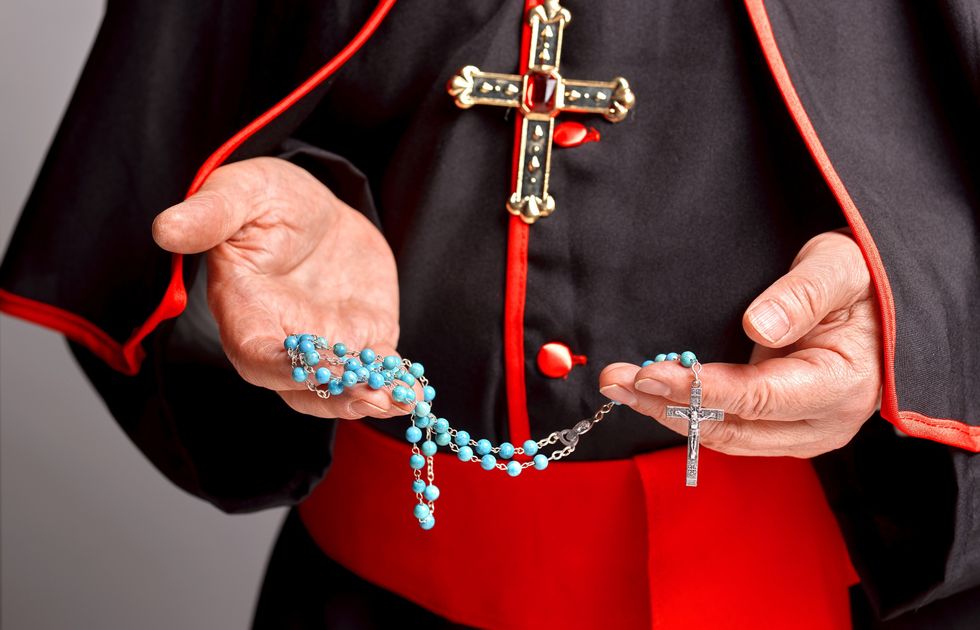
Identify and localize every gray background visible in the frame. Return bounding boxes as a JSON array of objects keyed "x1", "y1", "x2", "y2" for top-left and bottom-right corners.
[{"x1": 0, "y1": 3, "x2": 285, "y2": 628}]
